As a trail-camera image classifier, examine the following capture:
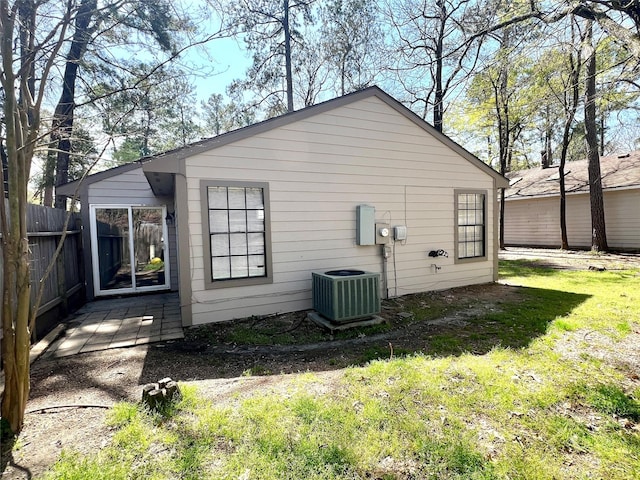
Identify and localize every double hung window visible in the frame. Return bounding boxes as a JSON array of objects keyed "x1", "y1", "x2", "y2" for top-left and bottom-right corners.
[{"x1": 456, "y1": 191, "x2": 486, "y2": 261}]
